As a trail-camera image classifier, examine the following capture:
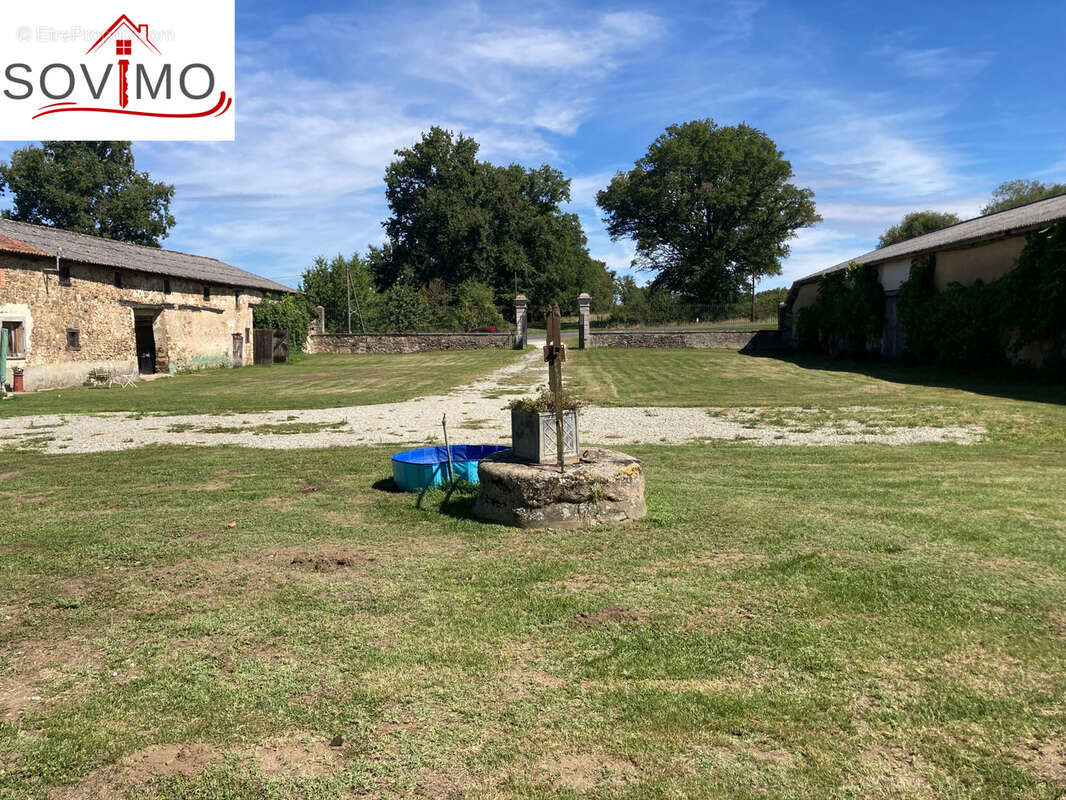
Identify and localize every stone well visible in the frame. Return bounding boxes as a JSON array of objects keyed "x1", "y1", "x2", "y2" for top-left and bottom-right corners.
[{"x1": 473, "y1": 448, "x2": 647, "y2": 529}]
